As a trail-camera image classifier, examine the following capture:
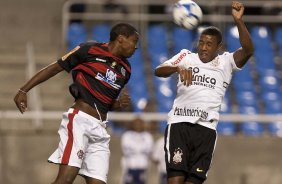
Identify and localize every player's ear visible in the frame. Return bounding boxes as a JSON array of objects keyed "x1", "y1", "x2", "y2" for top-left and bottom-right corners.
[
  {"x1": 217, "y1": 42, "x2": 223, "y2": 51},
  {"x1": 117, "y1": 35, "x2": 125, "y2": 44}
]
